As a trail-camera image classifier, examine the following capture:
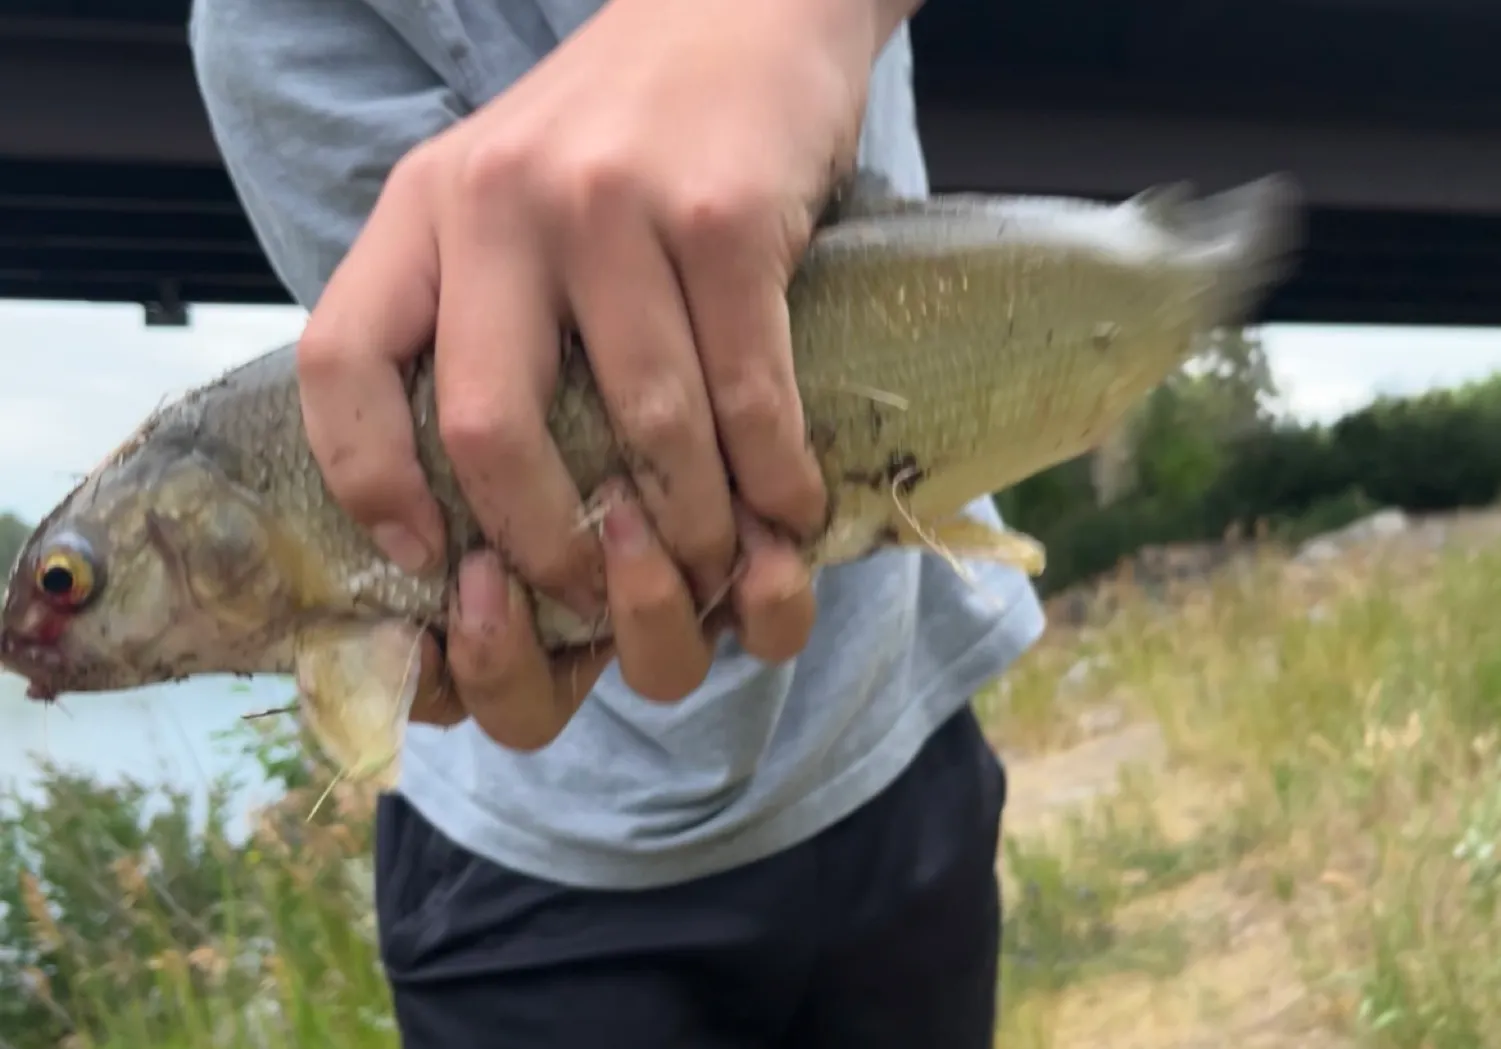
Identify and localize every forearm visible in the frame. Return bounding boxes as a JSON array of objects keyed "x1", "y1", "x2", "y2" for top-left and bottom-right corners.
[{"x1": 756, "y1": 0, "x2": 925, "y2": 70}]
